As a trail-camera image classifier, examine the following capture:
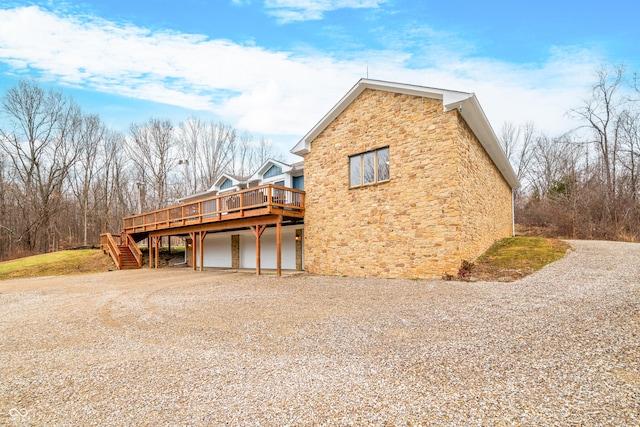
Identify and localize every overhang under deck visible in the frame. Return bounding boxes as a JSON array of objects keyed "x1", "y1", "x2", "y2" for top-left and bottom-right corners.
[{"x1": 120, "y1": 184, "x2": 305, "y2": 276}]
